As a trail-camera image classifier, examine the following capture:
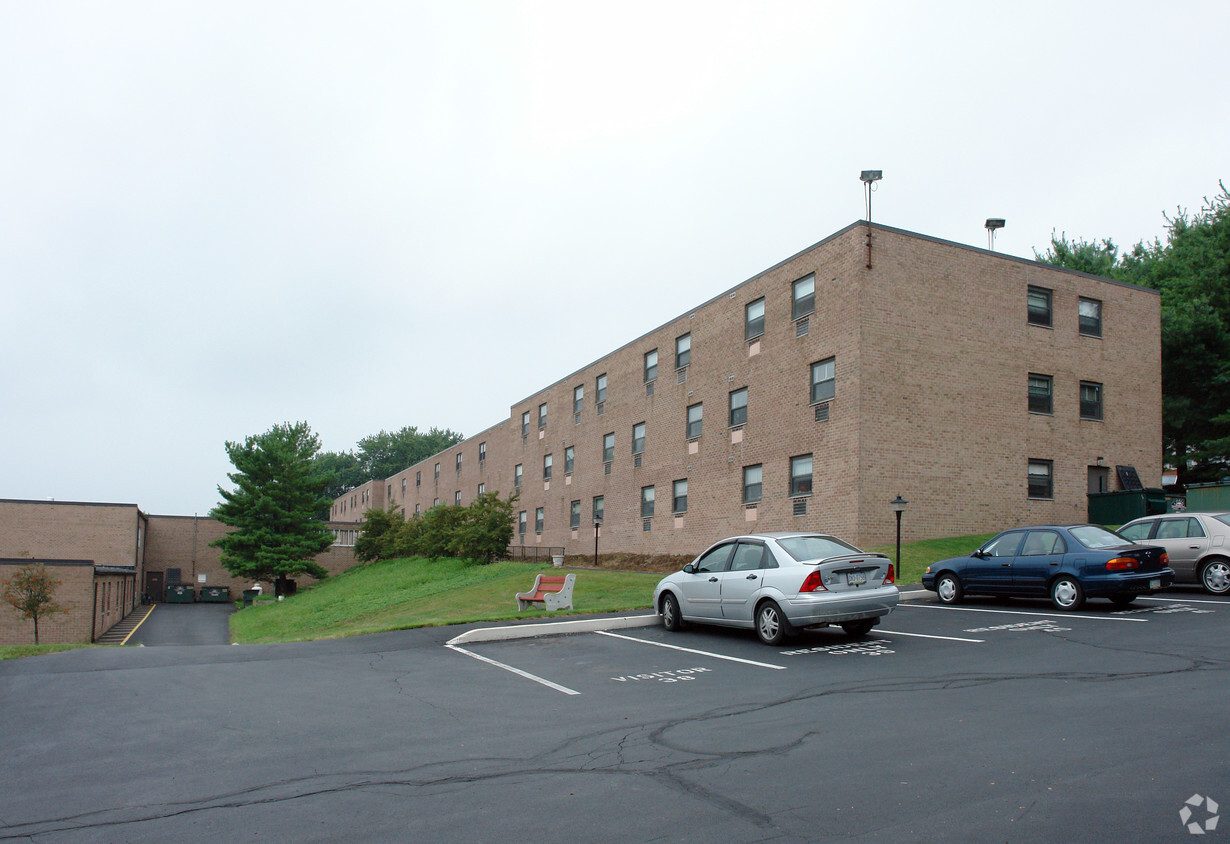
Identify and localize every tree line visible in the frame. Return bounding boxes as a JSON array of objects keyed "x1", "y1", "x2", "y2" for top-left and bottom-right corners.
[{"x1": 1036, "y1": 182, "x2": 1230, "y2": 486}]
